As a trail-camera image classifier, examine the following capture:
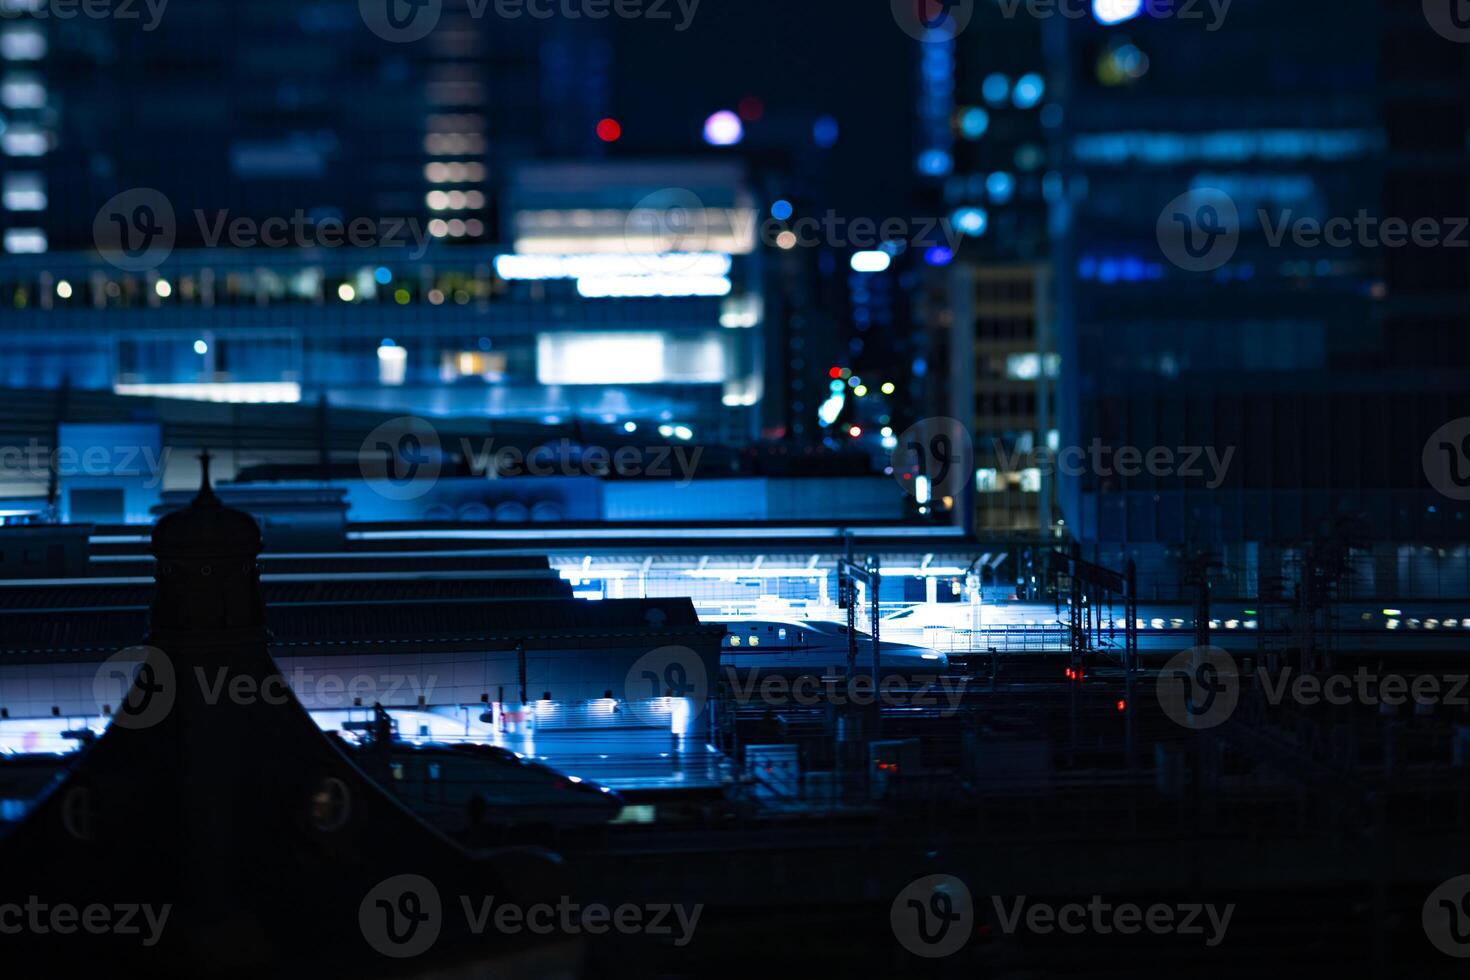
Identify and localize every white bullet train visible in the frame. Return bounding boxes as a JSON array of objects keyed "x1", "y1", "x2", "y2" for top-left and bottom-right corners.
[{"x1": 703, "y1": 616, "x2": 949, "y2": 673}]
